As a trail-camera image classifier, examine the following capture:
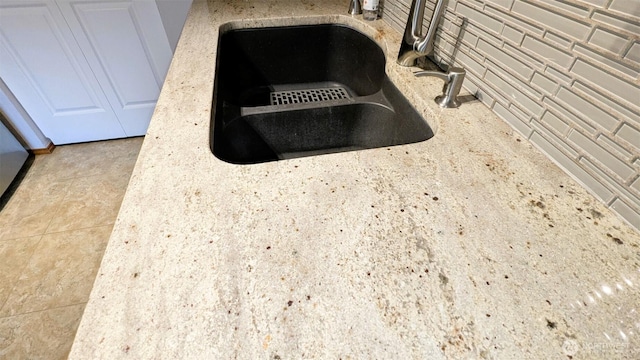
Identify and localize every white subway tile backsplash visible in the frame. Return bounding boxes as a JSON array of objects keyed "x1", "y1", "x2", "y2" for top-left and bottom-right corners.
[
  {"x1": 591, "y1": 11, "x2": 640, "y2": 35},
  {"x1": 484, "y1": 5, "x2": 544, "y2": 35},
  {"x1": 572, "y1": 82, "x2": 638, "y2": 126},
  {"x1": 529, "y1": 132, "x2": 615, "y2": 203},
  {"x1": 531, "y1": 120, "x2": 579, "y2": 157},
  {"x1": 632, "y1": 177, "x2": 640, "y2": 192},
  {"x1": 556, "y1": 87, "x2": 619, "y2": 132},
  {"x1": 382, "y1": 11, "x2": 404, "y2": 33},
  {"x1": 478, "y1": 39, "x2": 533, "y2": 78},
  {"x1": 475, "y1": 88, "x2": 497, "y2": 107},
  {"x1": 576, "y1": 0, "x2": 607, "y2": 8},
  {"x1": 540, "y1": 110, "x2": 571, "y2": 135},
  {"x1": 580, "y1": 158, "x2": 640, "y2": 210},
  {"x1": 625, "y1": 42, "x2": 640, "y2": 63},
  {"x1": 469, "y1": 47, "x2": 486, "y2": 61},
  {"x1": 543, "y1": 31, "x2": 573, "y2": 49},
  {"x1": 484, "y1": 70, "x2": 544, "y2": 116},
  {"x1": 465, "y1": 23, "x2": 503, "y2": 47},
  {"x1": 537, "y1": 0, "x2": 590, "y2": 18},
  {"x1": 569, "y1": 130, "x2": 635, "y2": 180},
  {"x1": 508, "y1": 103, "x2": 534, "y2": 124},
  {"x1": 503, "y1": 43, "x2": 544, "y2": 69},
  {"x1": 596, "y1": 134, "x2": 633, "y2": 160},
  {"x1": 570, "y1": 60, "x2": 640, "y2": 108},
  {"x1": 572, "y1": 44, "x2": 639, "y2": 79},
  {"x1": 454, "y1": 51, "x2": 485, "y2": 76},
  {"x1": 544, "y1": 66, "x2": 573, "y2": 85},
  {"x1": 434, "y1": 34, "x2": 457, "y2": 59},
  {"x1": 531, "y1": 72, "x2": 557, "y2": 95},
  {"x1": 382, "y1": 0, "x2": 640, "y2": 229},
  {"x1": 610, "y1": 199, "x2": 640, "y2": 229},
  {"x1": 488, "y1": 59, "x2": 541, "y2": 97},
  {"x1": 512, "y1": 1, "x2": 591, "y2": 40},
  {"x1": 458, "y1": 26, "x2": 480, "y2": 47},
  {"x1": 608, "y1": 0, "x2": 640, "y2": 20},
  {"x1": 493, "y1": 102, "x2": 532, "y2": 137},
  {"x1": 480, "y1": 83, "x2": 508, "y2": 107},
  {"x1": 522, "y1": 36, "x2": 574, "y2": 68},
  {"x1": 501, "y1": 24, "x2": 524, "y2": 44},
  {"x1": 455, "y1": 2, "x2": 503, "y2": 34},
  {"x1": 616, "y1": 124, "x2": 640, "y2": 150},
  {"x1": 484, "y1": 0, "x2": 514, "y2": 10},
  {"x1": 542, "y1": 97, "x2": 598, "y2": 135},
  {"x1": 464, "y1": 73, "x2": 498, "y2": 106},
  {"x1": 588, "y1": 27, "x2": 629, "y2": 55}
]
